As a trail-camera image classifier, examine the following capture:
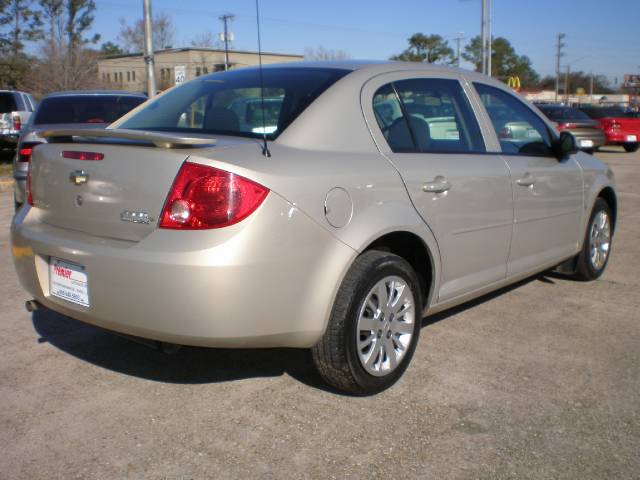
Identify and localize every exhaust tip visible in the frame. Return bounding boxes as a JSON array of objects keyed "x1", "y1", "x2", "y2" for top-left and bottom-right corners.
[{"x1": 25, "y1": 300, "x2": 41, "y2": 313}]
